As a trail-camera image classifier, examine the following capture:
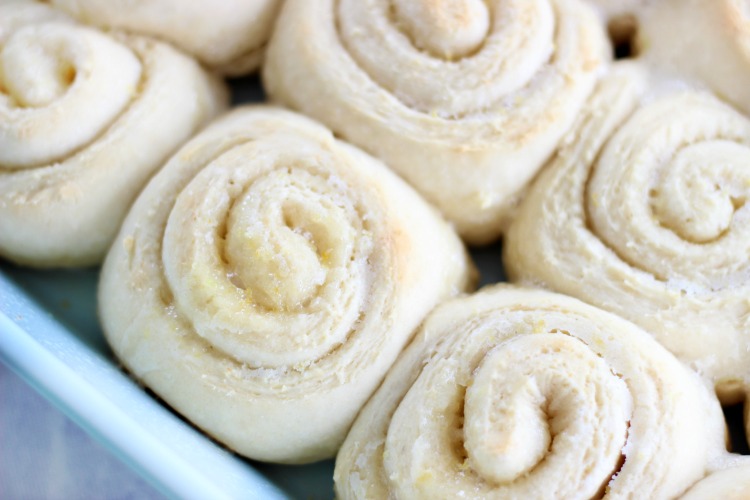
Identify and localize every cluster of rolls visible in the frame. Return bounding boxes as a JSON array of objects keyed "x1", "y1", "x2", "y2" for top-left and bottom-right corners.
[{"x1": 2, "y1": 0, "x2": 750, "y2": 496}]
